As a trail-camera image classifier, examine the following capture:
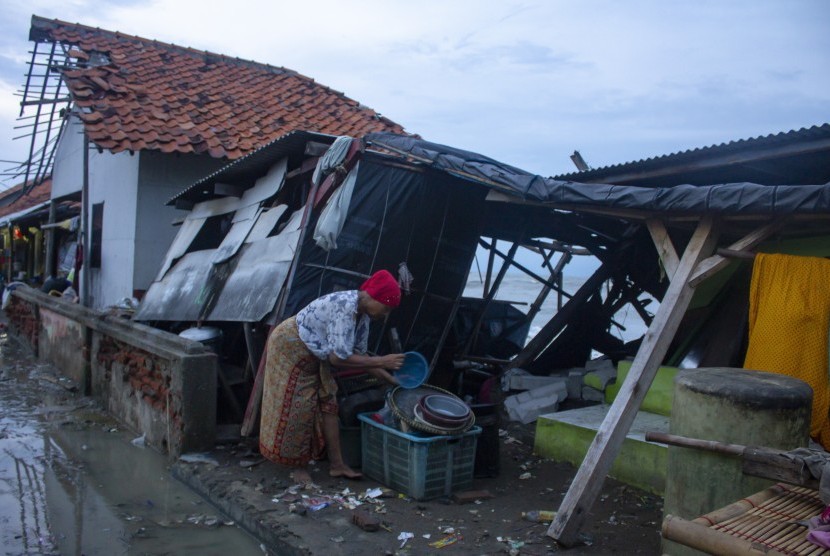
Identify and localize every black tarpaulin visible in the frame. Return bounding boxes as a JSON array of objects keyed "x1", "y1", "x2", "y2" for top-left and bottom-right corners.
[
  {"x1": 283, "y1": 157, "x2": 489, "y2": 363},
  {"x1": 365, "y1": 133, "x2": 830, "y2": 215}
]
